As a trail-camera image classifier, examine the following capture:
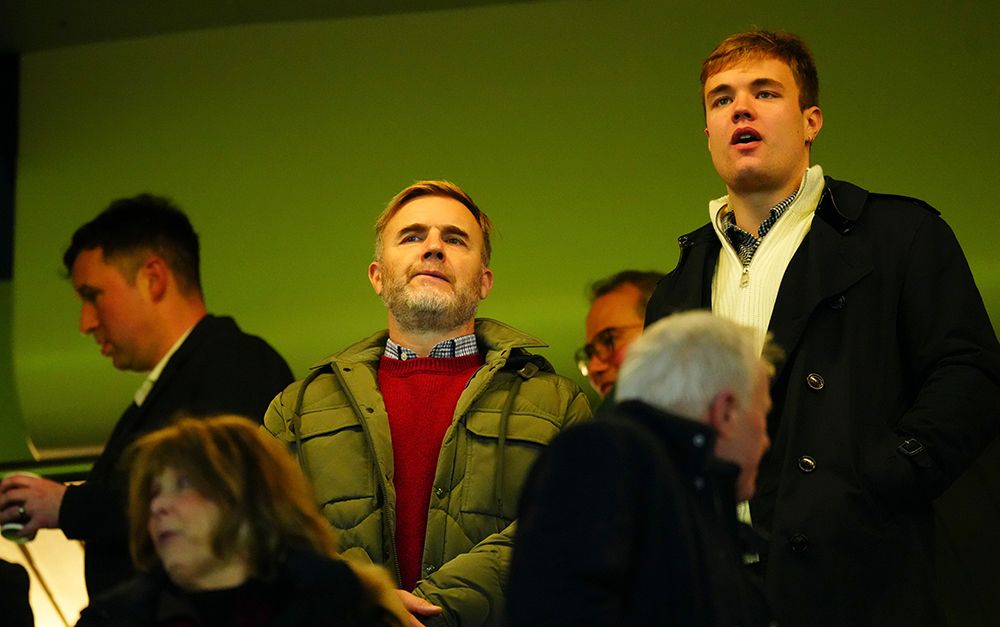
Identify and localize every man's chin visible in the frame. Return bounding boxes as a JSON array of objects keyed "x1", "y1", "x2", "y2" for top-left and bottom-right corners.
[{"x1": 390, "y1": 300, "x2": 480, "y2": 334}]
